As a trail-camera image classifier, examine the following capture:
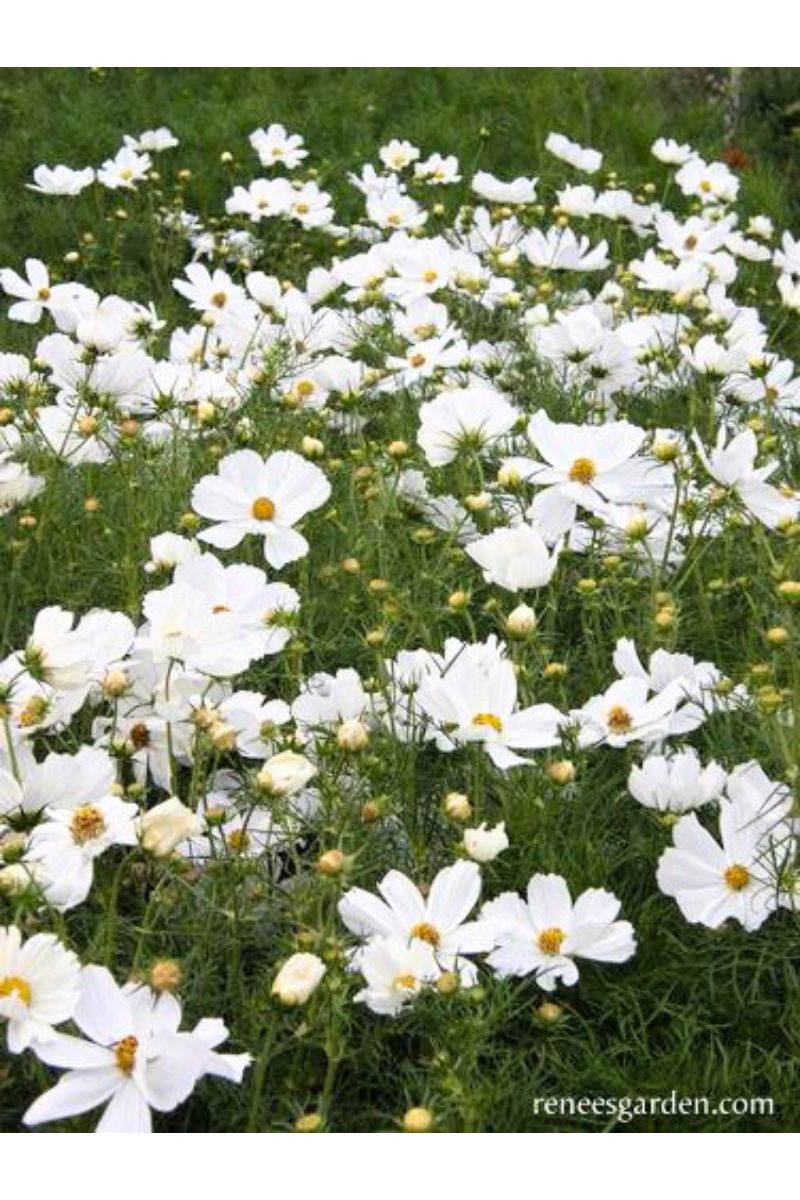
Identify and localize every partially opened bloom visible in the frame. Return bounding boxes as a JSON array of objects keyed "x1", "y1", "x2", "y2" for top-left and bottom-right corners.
[
  {"x1": 28, "y1": 165, "x2": 95, "y2": 196},
  {"x1": 23, "y1": 965, "x2": 251, "y2": 1132},
  {"x1": 191, "y1": 449, "x2": 331, "y2": 568},
  {"x1": 628, "y1": 750, "x2": 726, "y2": 814},
  {"x1": 545, "y1": 132, "x2": 603, "y2": 174},
  {"x1": 272, "y1": 953, "x2": 326, "y2": 1006},
  {"x1": 0, "y1": 926, "x2": 81, "y2": 1052},
  {"x1": 482, "y1": 874, "x2": 635, "y2": 990},
  {"x1": 463, "y1": 822, "x2": 509, "y2": 864},
  {"x1": 466, "y1": 522, "x2": 560, "y2": 591}
]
